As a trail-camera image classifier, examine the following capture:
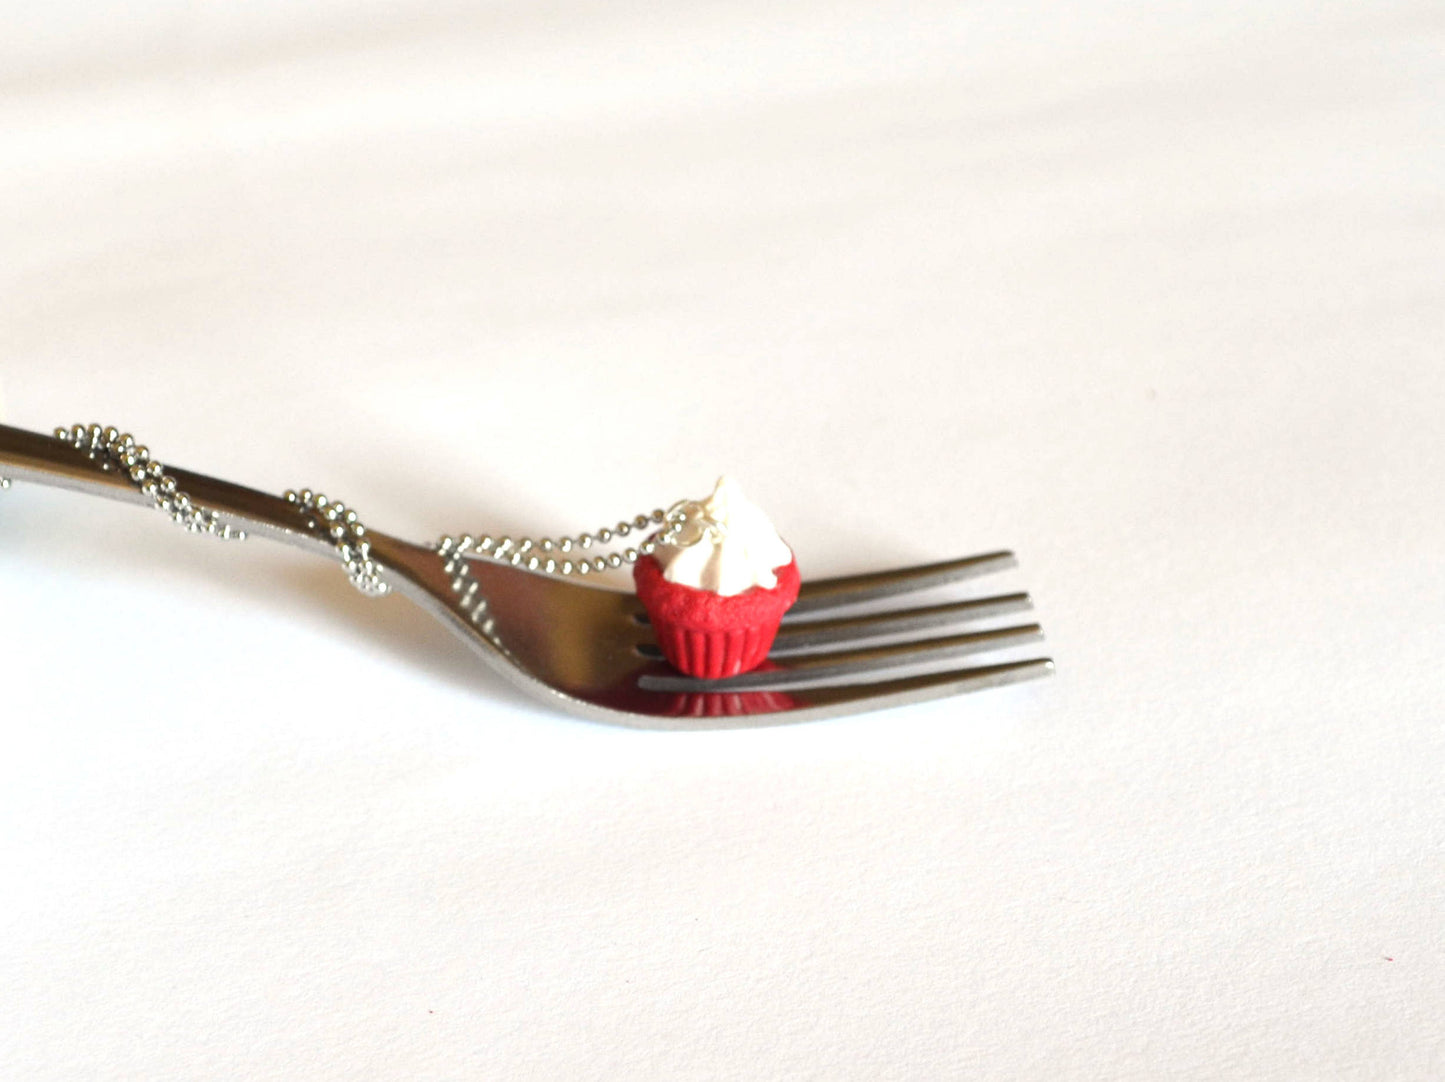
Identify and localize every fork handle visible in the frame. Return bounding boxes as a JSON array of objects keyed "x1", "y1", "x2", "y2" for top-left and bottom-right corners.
[
  {"x1": 2, "y1": 420, "x2": 482, "y2": 629},
  {"x1": 0, "y1": 421, "x2": 338, "y2": 558}
]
